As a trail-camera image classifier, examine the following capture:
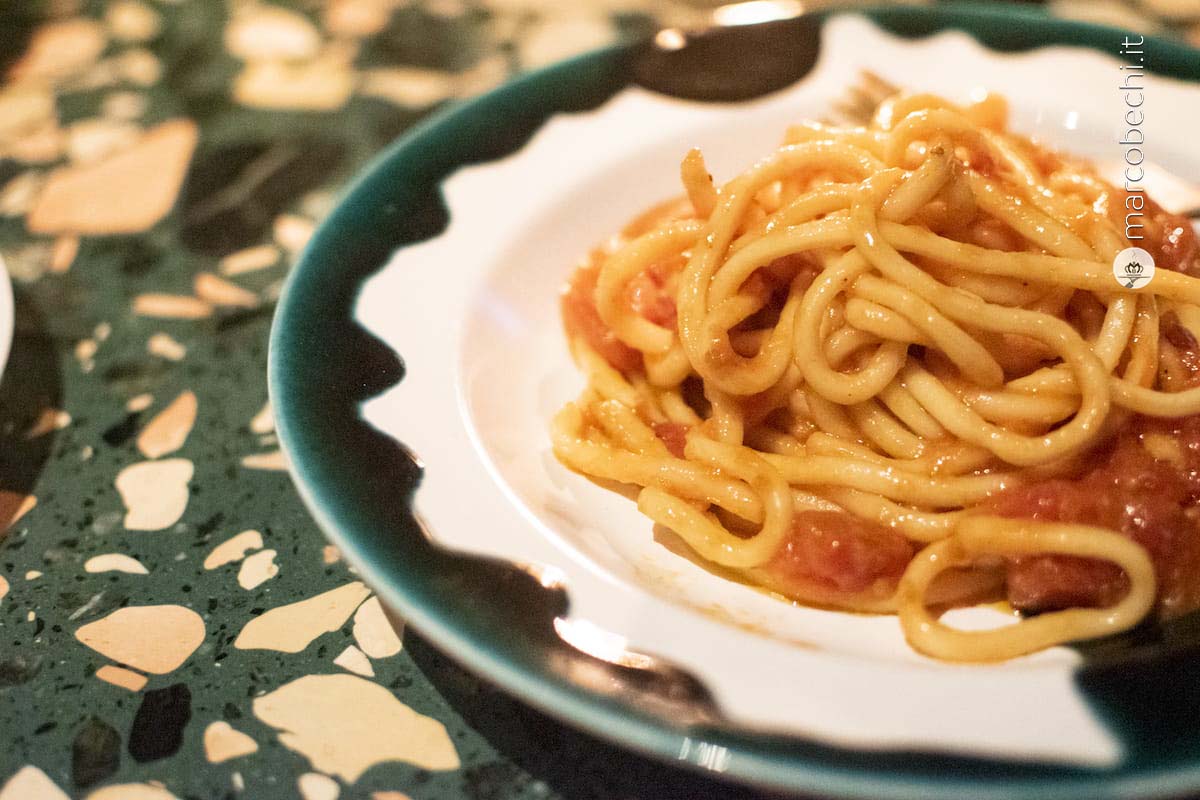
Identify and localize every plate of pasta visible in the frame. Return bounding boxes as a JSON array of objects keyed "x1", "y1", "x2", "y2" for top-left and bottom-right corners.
[{"x1": 271, "y1": 5, "x2": 1200, "y2": 798}]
